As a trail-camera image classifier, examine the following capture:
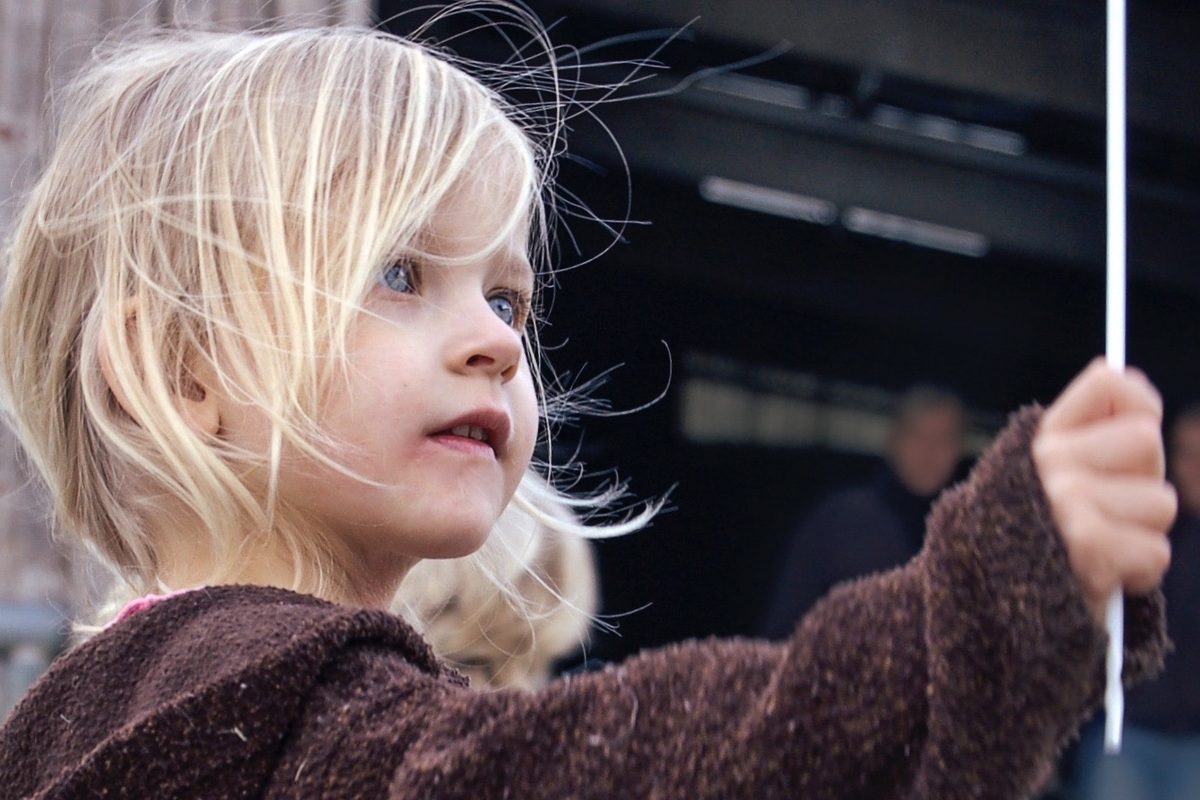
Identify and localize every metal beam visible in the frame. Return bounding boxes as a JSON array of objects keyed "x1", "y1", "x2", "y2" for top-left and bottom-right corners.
[
  {"x1": 549, "y1": 0, "x2": 1200, "y2": 141},
  {"x1": 568, "y1": 96, "x2": 1199, "y2": 290}
]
